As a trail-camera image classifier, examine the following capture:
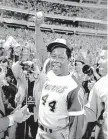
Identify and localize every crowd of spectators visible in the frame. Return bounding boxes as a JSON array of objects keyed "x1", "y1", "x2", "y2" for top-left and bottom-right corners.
[
  {"x1": 0, "y1": 0, "x2": 106, "y2": 33},
  {"x1": 1, "y1": 11, "x2": 106, "y2": 31},
  {"x1": 0, "y1": 25, "x2": 103, "y2": 117},
  {"x1": 44, "y1": 19, "x2": 106, "y2": 30},
  {"x1": 0, "y1": 26, "x2": 107, "y2": 67},
  {"x1": 0, "y1": 0, "x2": 107, "y2": 20},
  {"x1": 36, "y1": 1, "x2": 107, "y2": 20}
]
